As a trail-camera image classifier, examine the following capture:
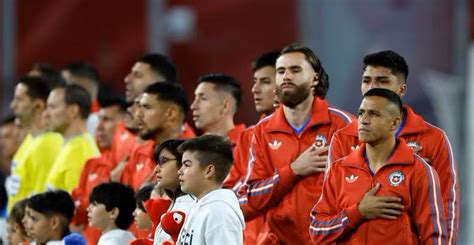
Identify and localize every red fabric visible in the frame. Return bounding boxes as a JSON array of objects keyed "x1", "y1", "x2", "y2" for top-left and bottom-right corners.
[
  {"x1": 179, "y1": 122, "x2": 196, "y2": 139},
  {"x1": 119, "y1": 140, "x2": 155, "y2": 191},
  {"x1": 144, "y1": 198, "x2": 172, "y2": 238},
  {"x1": 329, "y1": 105, "x2": 459, "y2": 244},
  {"x1": 70, "y1": 153, "x2": 115, "y2": 245},
  {"x1": 111, "y1": 122, "x2": 138, "y2": 165},
  {"x1": 310, "y1": 140, "x2": 446, "y2": 244},
  {"x1": 129, "y1": 238, "x2": 153, "y2": 245},
  {"x1": 227, "y1": 123, "x2": 246, "y2": 147},
  {"x1": 161, "y1": 210, "x2": 186, "y2": 244},
  {"x1": 237, "y1": 97, "x2": 353, "y2": 244},
  {"x1": 91, "y1": 100, "x2": 100, "y2": 113}
]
